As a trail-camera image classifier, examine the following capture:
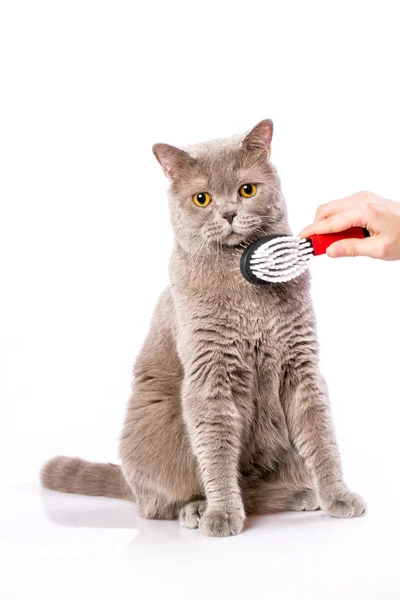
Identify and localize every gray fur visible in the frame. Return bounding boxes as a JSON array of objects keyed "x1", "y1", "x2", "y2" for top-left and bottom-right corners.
[{"x1": 41, "y1": 120, "x2": 366, "y2": 536}]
